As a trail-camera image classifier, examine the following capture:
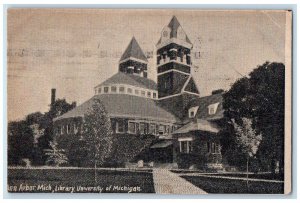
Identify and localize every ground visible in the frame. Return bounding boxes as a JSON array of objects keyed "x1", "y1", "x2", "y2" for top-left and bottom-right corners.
[{"x1": 7, "y1": 167, "x2": 284, "y2": 194}]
